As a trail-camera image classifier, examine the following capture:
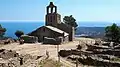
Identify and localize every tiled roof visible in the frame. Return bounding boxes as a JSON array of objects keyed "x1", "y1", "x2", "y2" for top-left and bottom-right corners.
[{"x1": 46, "y1": 26, "x2": 69, "y2": 36}]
